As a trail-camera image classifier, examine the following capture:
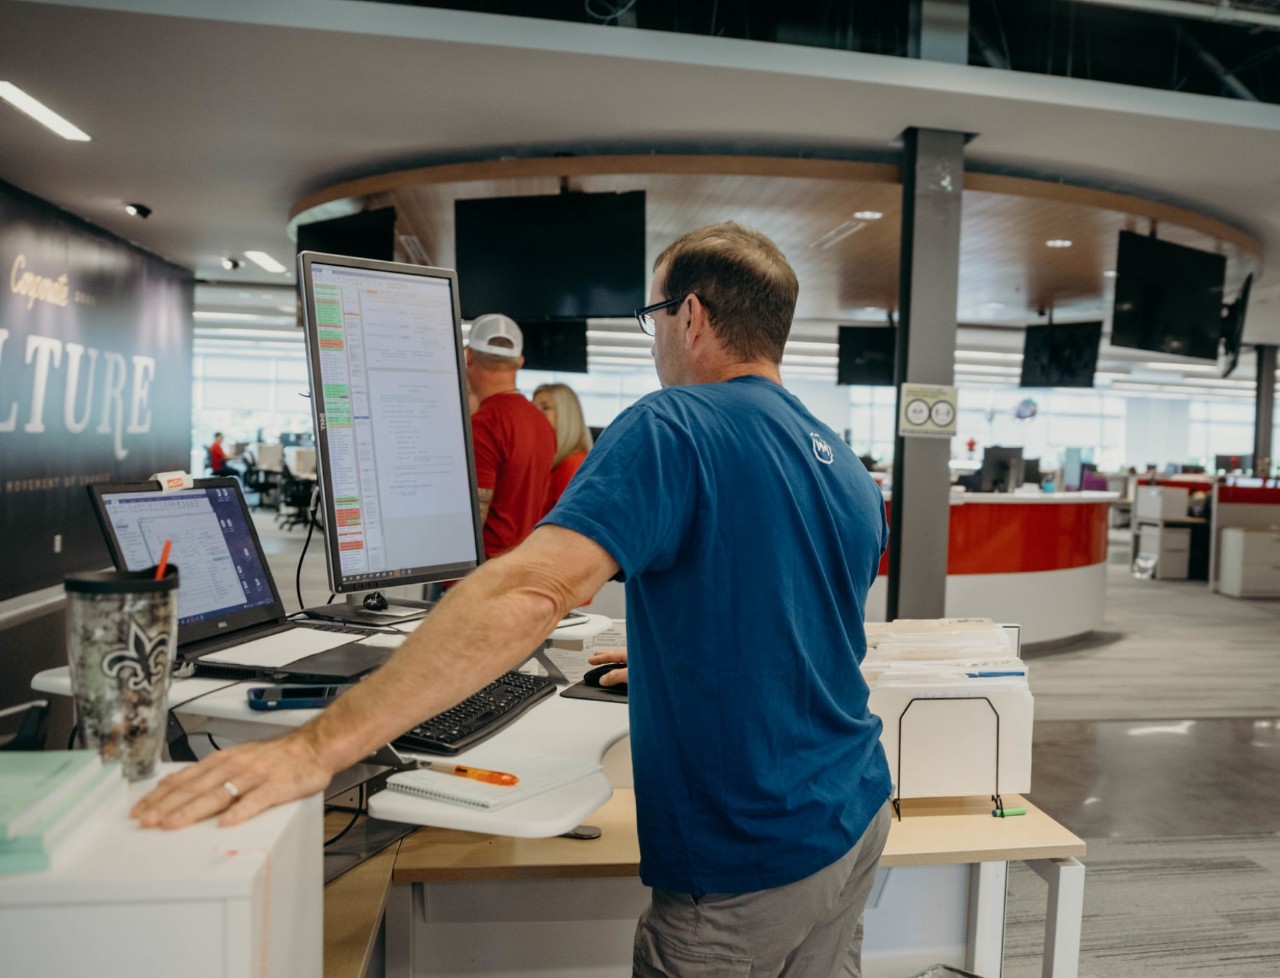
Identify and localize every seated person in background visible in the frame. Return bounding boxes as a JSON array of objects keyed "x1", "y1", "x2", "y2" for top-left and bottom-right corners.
[
  {"x1": 532, "y1": 382, "x2": 594, "y2": 511},
  {"x1": 207, "y1": 431, "x2": 237, "y2": 479}
]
